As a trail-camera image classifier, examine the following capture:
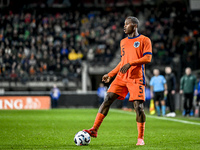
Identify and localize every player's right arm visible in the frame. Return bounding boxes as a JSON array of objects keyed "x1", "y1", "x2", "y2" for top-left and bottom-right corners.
[{"x1": 102, "y1": 61, "x2": 121, "y2": 83}]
